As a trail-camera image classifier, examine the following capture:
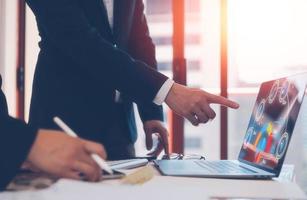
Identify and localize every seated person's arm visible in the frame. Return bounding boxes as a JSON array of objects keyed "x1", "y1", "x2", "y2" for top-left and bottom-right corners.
[
  {"x1": 0, "y1": 116, "x2": 37, "y2": 191},
  {"x1": 0, "y1": 77, "x2": 106, "y2": 191}
]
